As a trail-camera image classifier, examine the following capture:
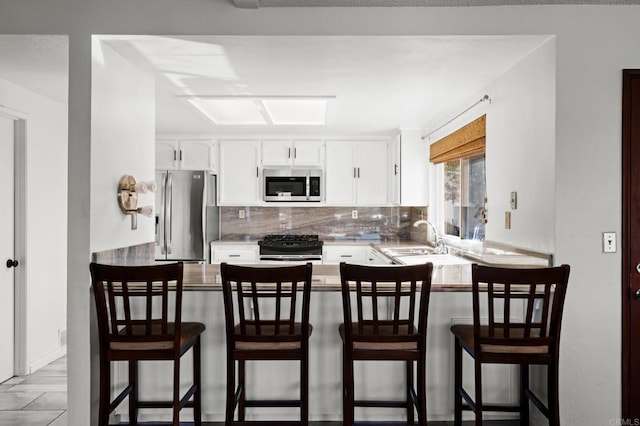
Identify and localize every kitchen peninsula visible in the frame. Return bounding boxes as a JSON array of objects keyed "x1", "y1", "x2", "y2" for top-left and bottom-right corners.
[{"x1": 105, "y1": 244, "x2": 550, "y2": 424}]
